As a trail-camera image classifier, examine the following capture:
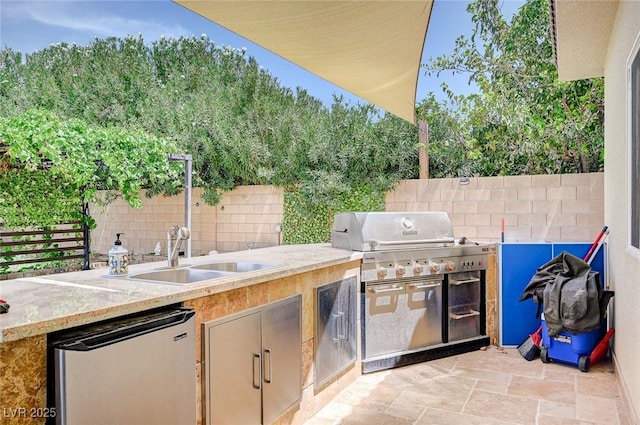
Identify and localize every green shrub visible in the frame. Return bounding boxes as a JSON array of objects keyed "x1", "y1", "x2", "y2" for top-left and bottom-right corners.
[{"x1": 282, "y1": 184, "x2": 386, "y2": 245}]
